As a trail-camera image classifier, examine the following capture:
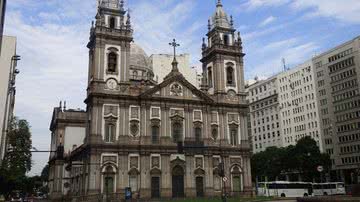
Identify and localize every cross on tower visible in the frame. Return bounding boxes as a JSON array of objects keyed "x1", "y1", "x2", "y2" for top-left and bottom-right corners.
[{"x1": 169, "y1": 39, "x2": 180, "y2": 71}]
